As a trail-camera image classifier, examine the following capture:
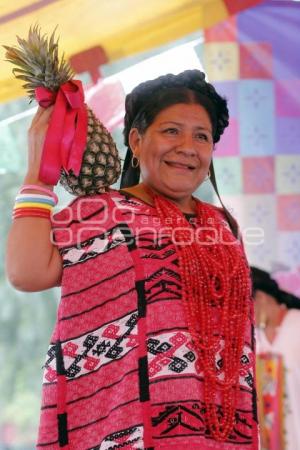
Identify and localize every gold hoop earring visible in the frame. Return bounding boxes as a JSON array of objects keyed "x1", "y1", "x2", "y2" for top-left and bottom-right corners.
[
  {"x1": 204, "y1": 170, "x2": 211, "y2": 181},
  {"x1": 131, "y1": 156, "x2": 139, "y2": 168}
]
